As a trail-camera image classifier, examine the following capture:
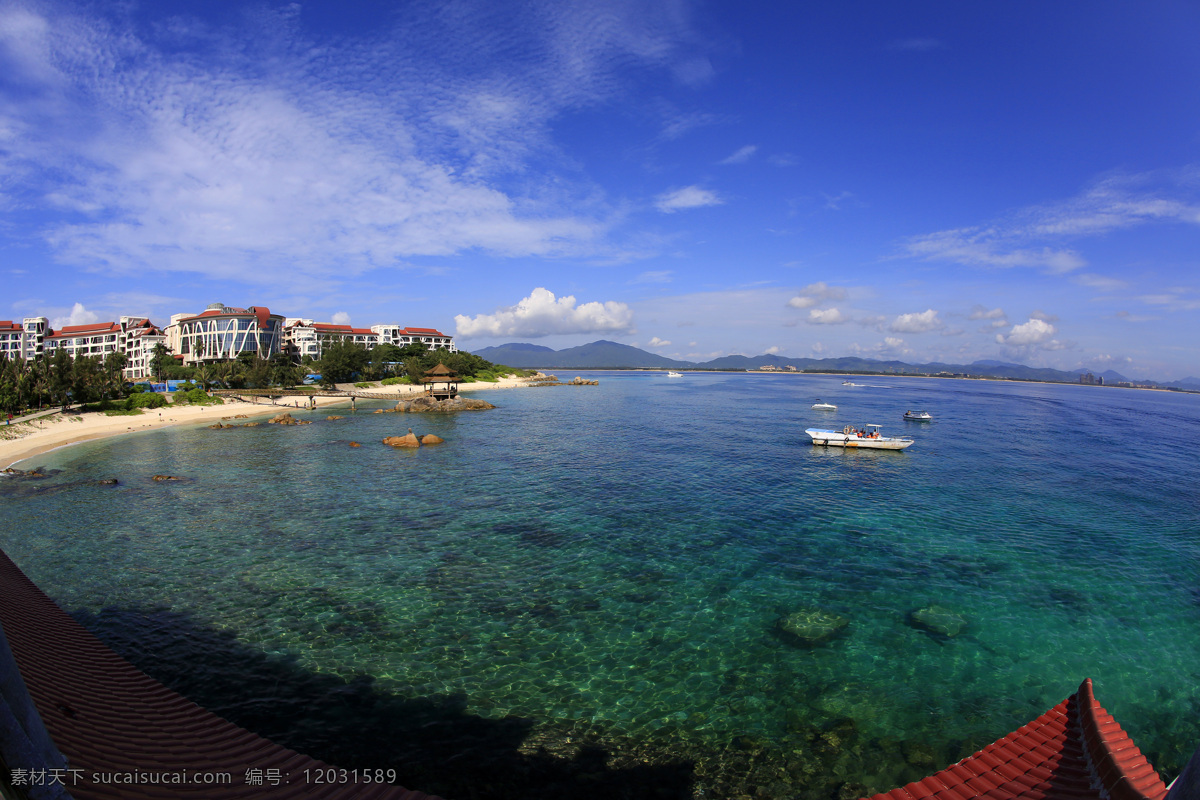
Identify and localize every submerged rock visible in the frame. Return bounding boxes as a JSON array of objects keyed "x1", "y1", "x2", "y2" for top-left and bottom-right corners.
[
  {"x1": 349, "y1": 441, "x2": 361, "y2": 448},
  {"x1": 776, "y1": 608, "x2": 849, "y2": 646},
  {"x1": 907, "y1": 605, "x2": 968, "y2": 638},
  {"x1": 151, "y1": 475, "x2": 183, "y2": 482},
  {"x1": 96, "y1": 478, "x2": 120, "y2": 485},
  {"x1": 326, "y1": 415, "x2": 344, "y2": 420},
  {"x1": 394, "y1": 396, "x2": 495, "y2": 413}
]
